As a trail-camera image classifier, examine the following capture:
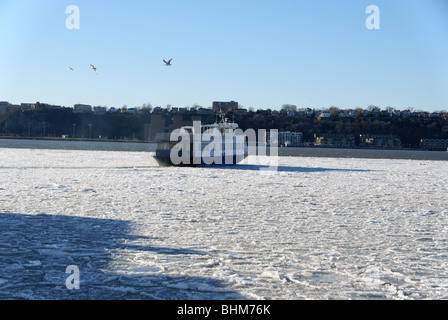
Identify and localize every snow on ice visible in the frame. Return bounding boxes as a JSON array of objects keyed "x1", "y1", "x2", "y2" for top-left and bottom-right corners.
[{"x1": 0, "y1": 148, "x2": 447, "y2": 300}]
